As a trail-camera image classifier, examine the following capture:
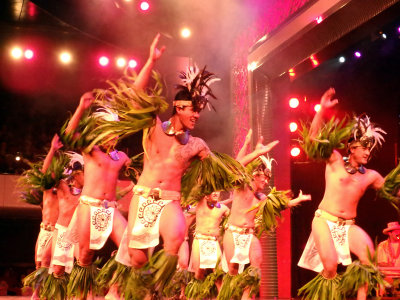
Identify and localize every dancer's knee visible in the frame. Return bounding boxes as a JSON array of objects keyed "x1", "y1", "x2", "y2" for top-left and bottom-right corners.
[{"x1": 78, "y1": 247, "x2": 95, "y2": 266}]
